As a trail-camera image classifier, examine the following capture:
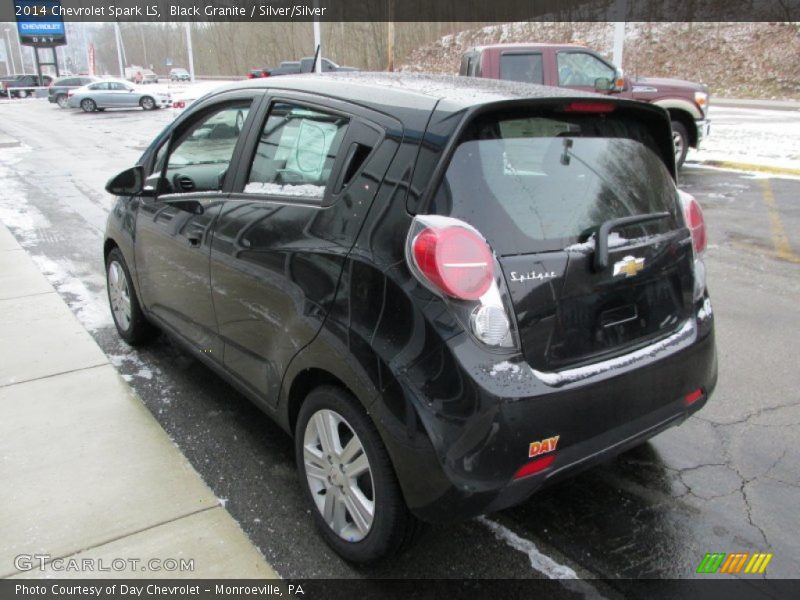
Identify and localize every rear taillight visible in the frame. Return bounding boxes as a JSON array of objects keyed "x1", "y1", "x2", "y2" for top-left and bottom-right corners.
[
  {"x1": 67, "y1": 90, "x2": 74, "y2": 97},
  {"x1": 172, "y1": 100, "x2": 185, "y2": 109},
  {"x1": 678, "y1": 190, "x2": 708, "y2": 303},
  {"x1": 412, "y1": 226, "x2": 493, "y2": 301},
  {"x1": 406, "y1": 216, "x2": 518, "y2": 349},
  {"x1": 679, "y1": 191, "x2": 707, "y2": 255}
]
